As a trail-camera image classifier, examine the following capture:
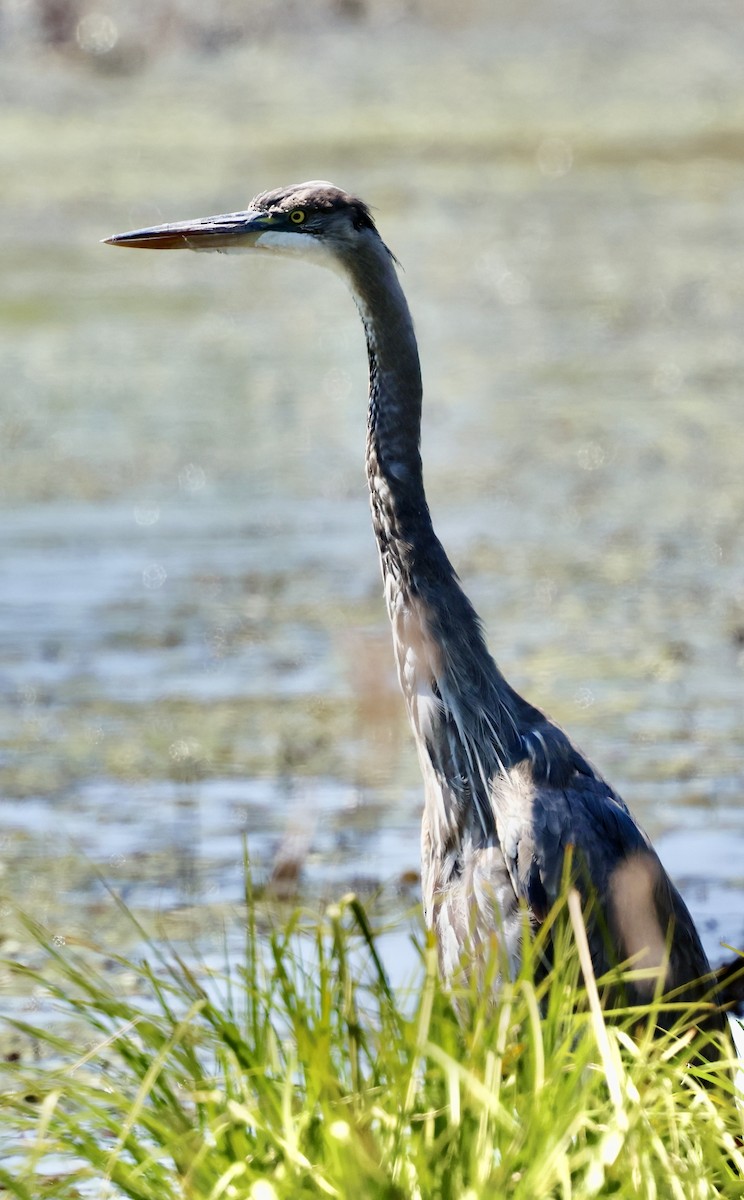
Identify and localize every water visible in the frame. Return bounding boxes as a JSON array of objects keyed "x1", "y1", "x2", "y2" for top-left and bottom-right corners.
[{"x1": 1, "y1": 7, "x2": 743, "y2": 988}]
